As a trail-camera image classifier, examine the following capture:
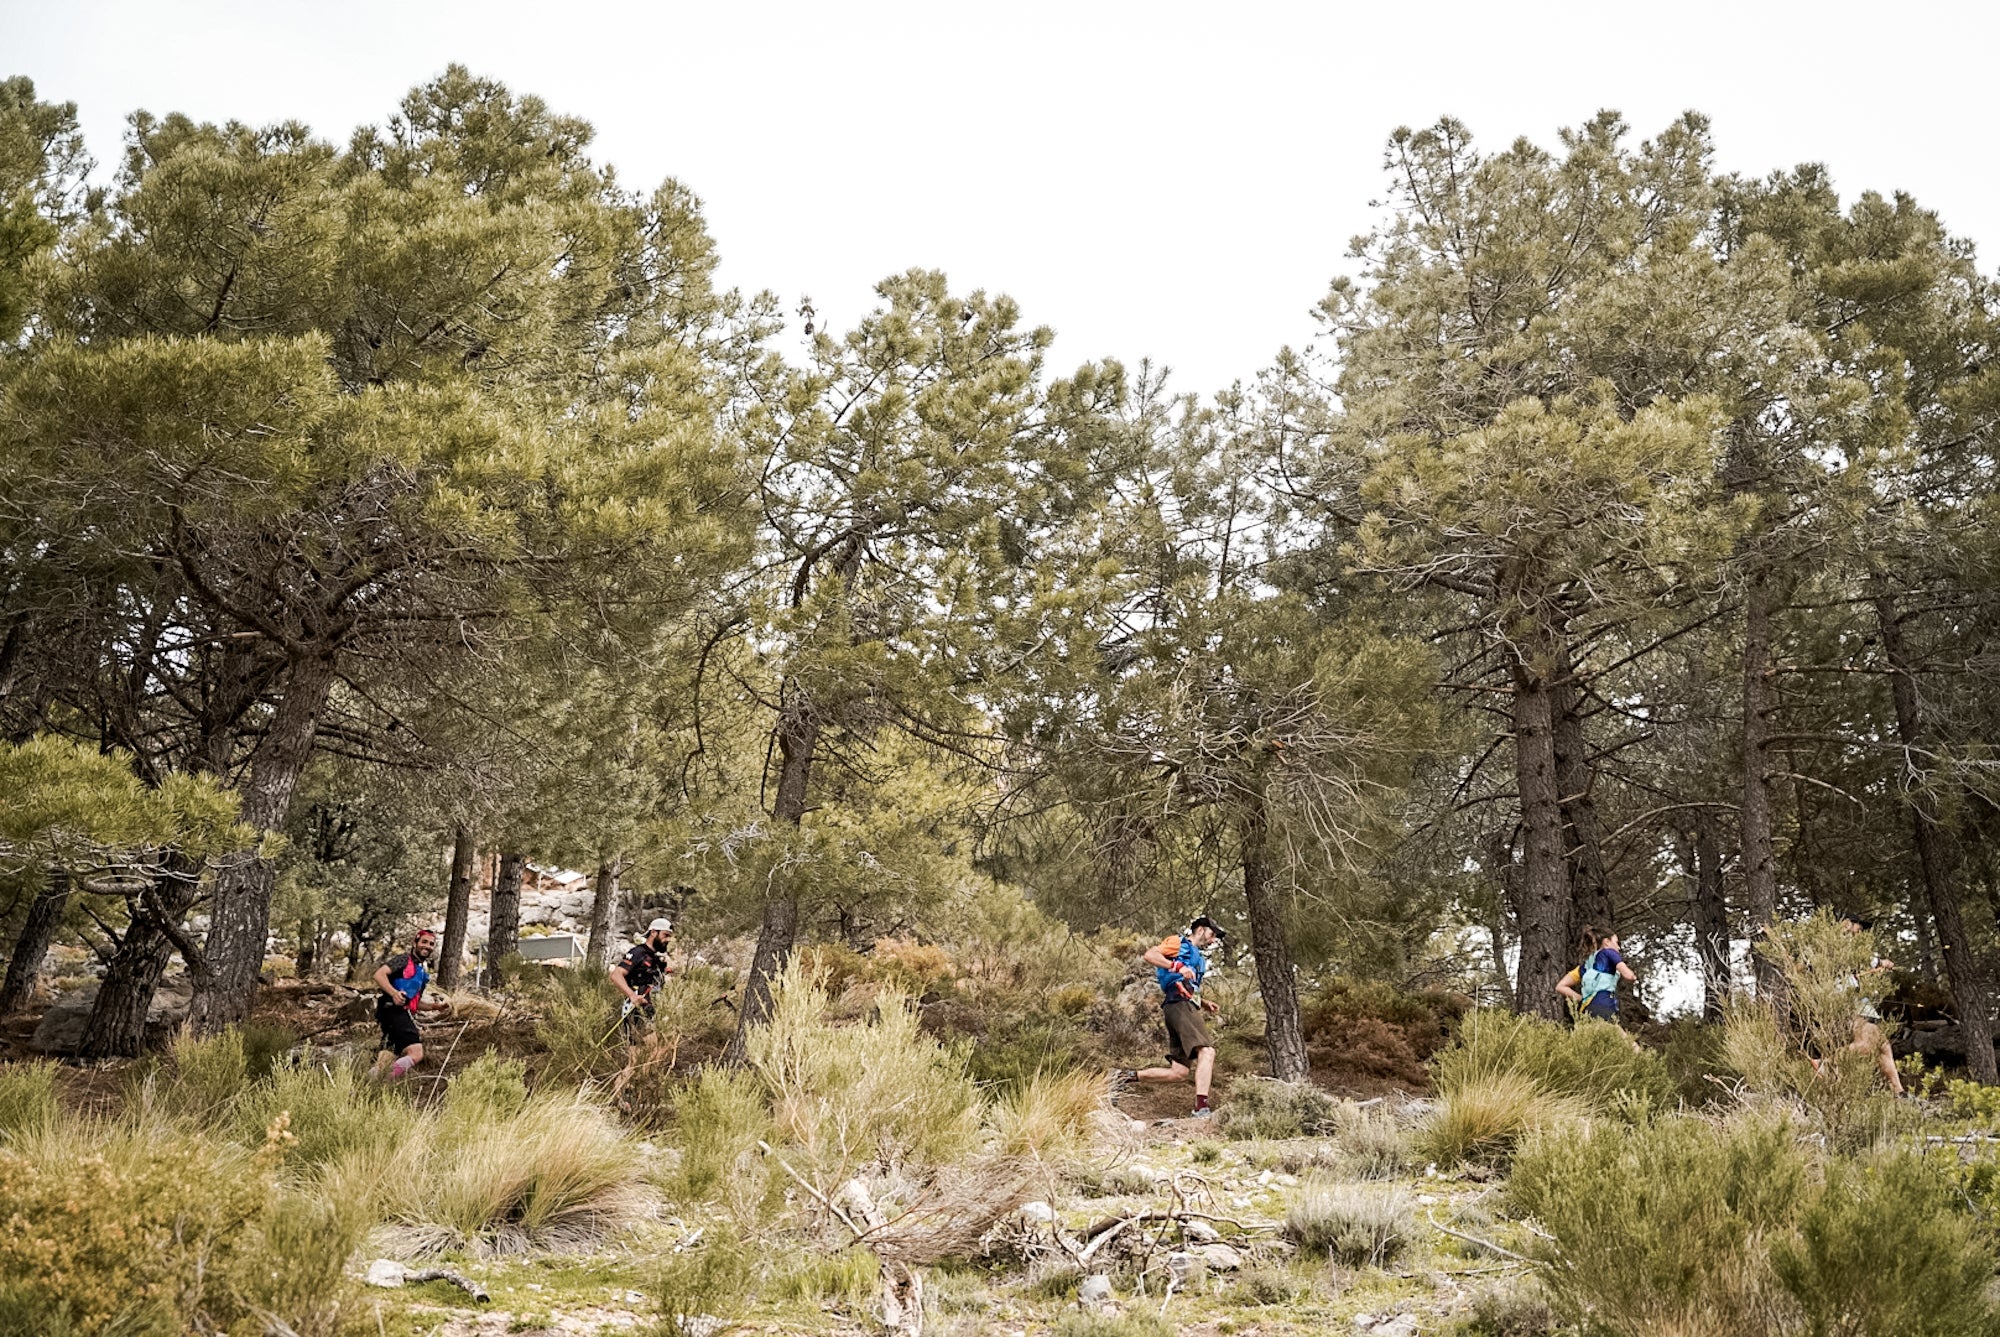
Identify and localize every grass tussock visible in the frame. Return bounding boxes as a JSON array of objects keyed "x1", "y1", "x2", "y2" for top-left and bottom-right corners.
[
  {"x1": 1417, "y1": 1070, "x2": 1587, "y2": 1167},
  {"x1": 1051, "y1": 1311, "x2": 1176, "y2": 1337},
  {"x1": 989, "y1": 1067, "x2": 1105, "y2": 1165},
  {"x1": 1284, "y1": 1179, "x2": 1415, "y2": 1268},
  {"x1": 1432, "y1": 1010, "x2": 1674, "y2": 1115},
  {"x1": 0, "y1": 1060, "x2": 59, "y2": 1138},
  {"x1": 1509, "y1": 1112, "x2": 1998, "y2": 1337}
]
